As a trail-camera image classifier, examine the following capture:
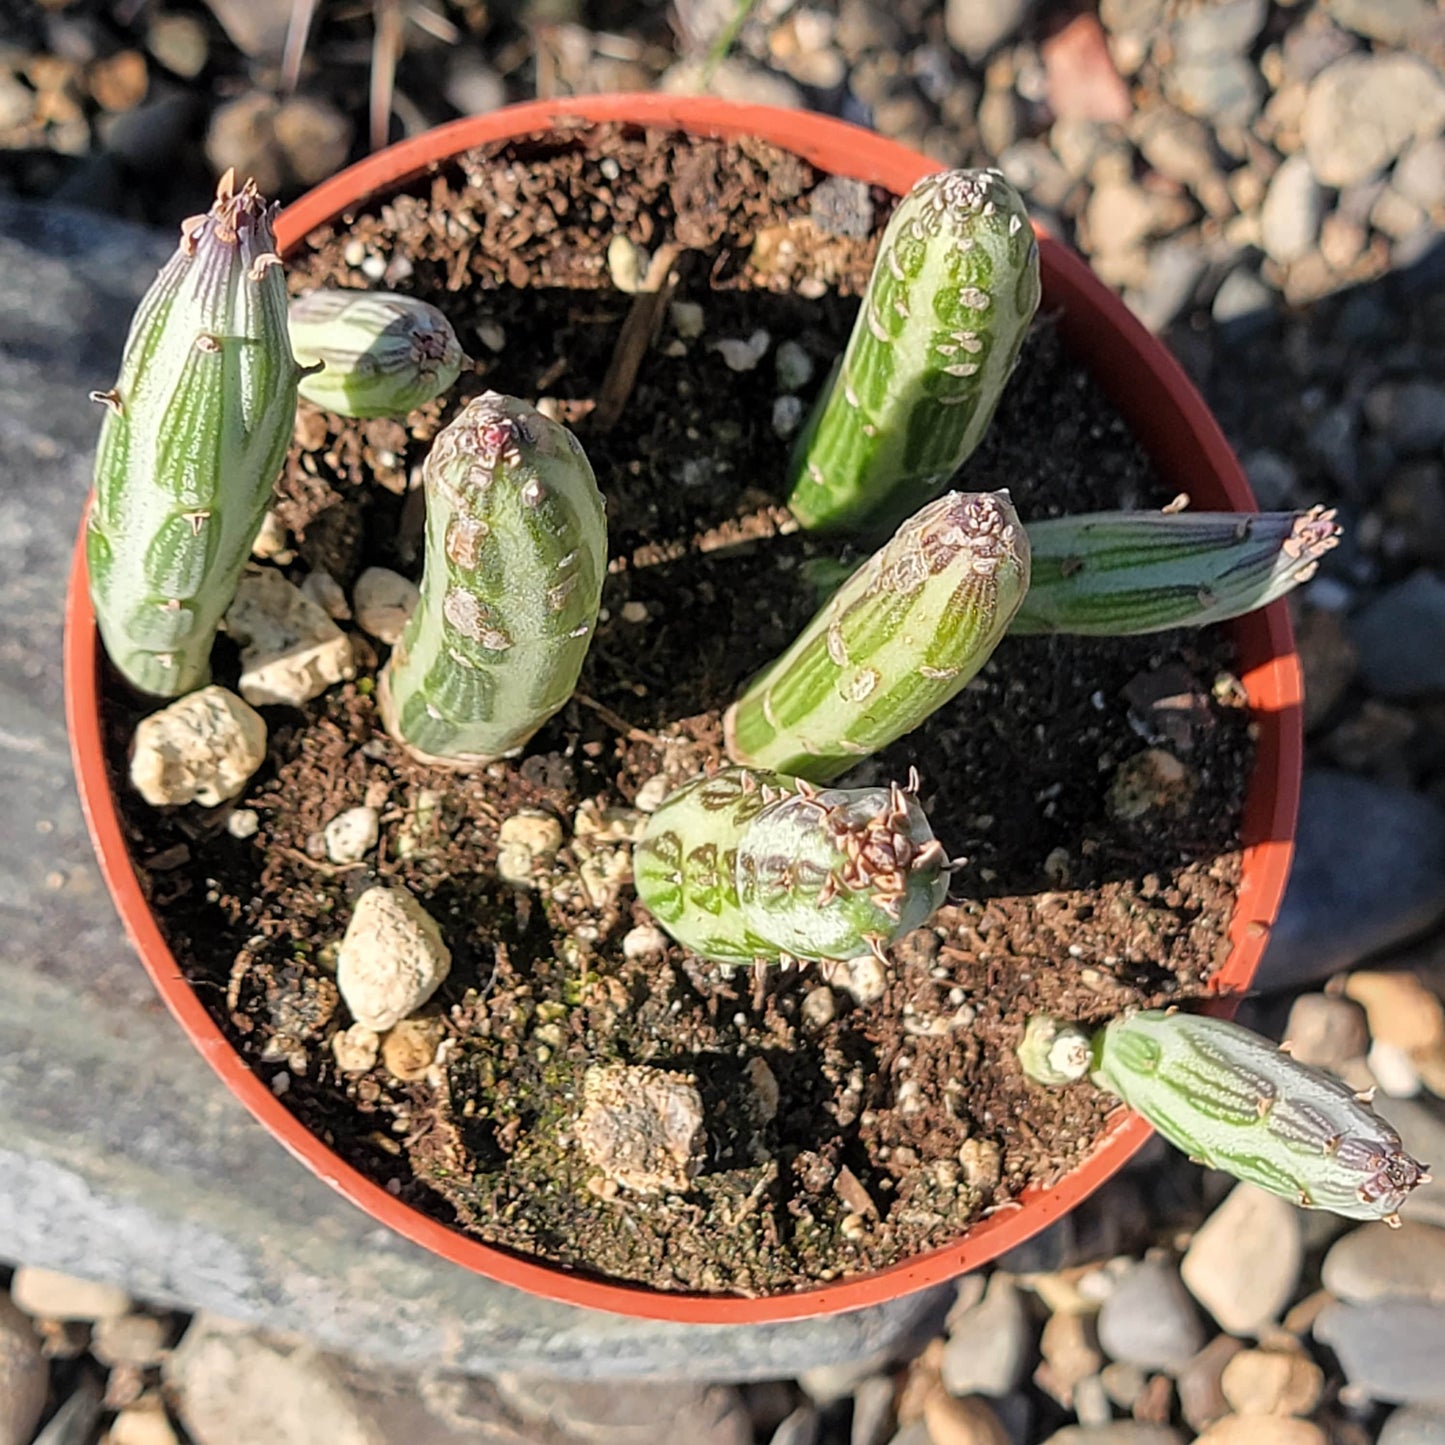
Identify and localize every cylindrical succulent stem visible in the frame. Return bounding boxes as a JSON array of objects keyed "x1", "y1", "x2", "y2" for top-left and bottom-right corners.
[
  {"x1": 88, "y1": 170, "x2": 303, "y2": 696},
  {"x1": 633, "y1": 766, "x2": 948, "y2": 969},
  {"x1": 1010, "y1": 507, "x2": 1342, "y2": 636},
  {"x1": 786, "y1": 168, "x2": 1040, "y2": 535},
  {"x1": 724, "y1": 491, "x2": 1030, "y2": 784},
  {"x1": 379, "y1": 392, "x2": 606, "y2": 765},
  {"x1": 1087, "y1": 1010, "x2": 1429, "y2": 1222},
  {"x1": 288, "y1": 290, "x2": 464, "y2": 418}
]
